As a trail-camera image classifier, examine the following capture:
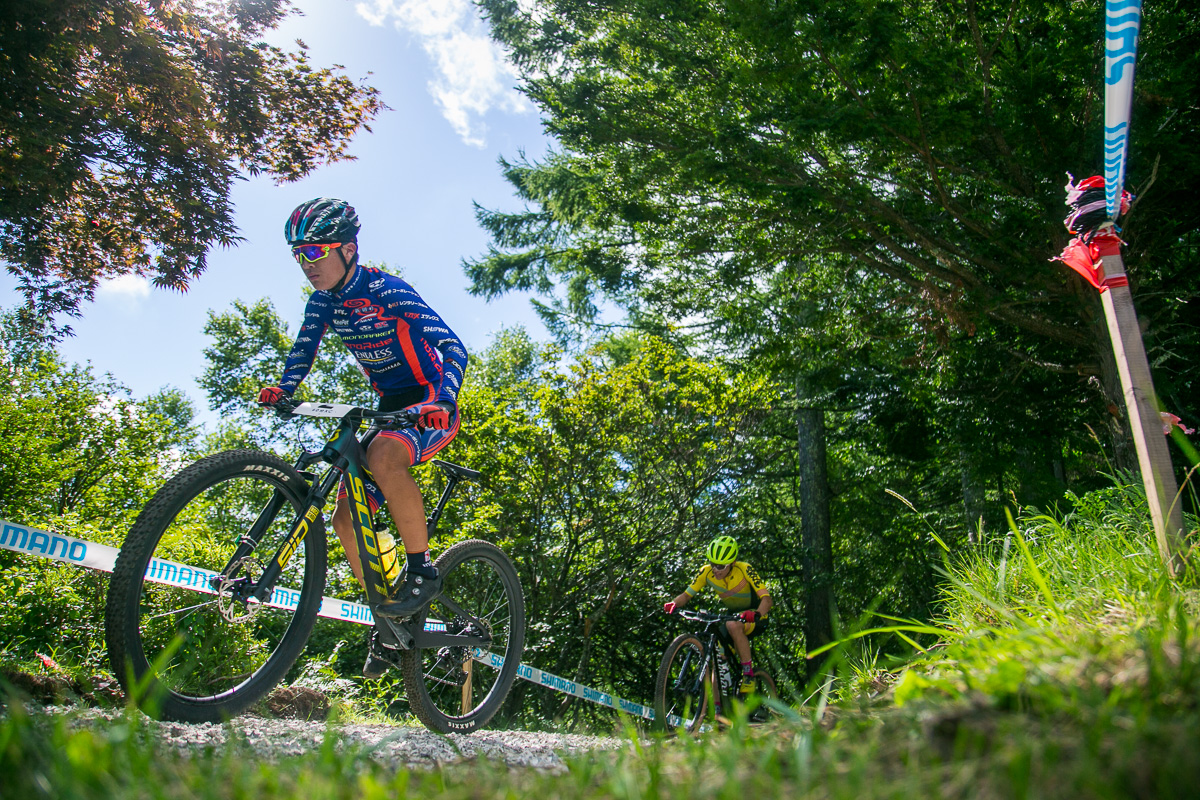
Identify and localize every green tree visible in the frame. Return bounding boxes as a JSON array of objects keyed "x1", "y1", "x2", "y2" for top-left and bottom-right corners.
[
  {"x1": 464, "y1": 0, "x2": 1200, "y2": 665},
  {"x1": 0, "y1": 310, "x2": 186, "y2": 669},
  {"x1": 0, "y1": 328, "x2": 177, "y2": 526},
  {"x1": 470, "y1": 0, "x2": 1199, "y2": 468},
  {"x1": 439, "y1": 329, "x2": 776, "y2": 723},
  {"x1": 199, "y1": 293, "x2": 371, "y2": 447},
  {"x1": 1, "y1": 0, "x2": 383, "y2": 327}
]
